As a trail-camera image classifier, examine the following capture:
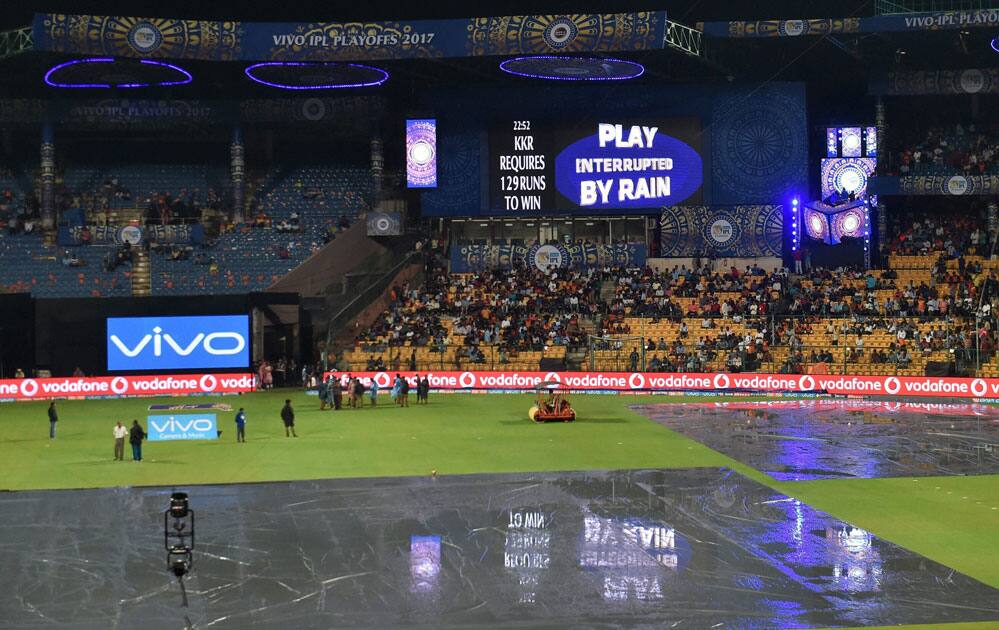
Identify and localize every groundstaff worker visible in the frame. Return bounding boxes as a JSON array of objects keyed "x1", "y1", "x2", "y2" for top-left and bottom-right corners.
[
  {"x1": 235, "y1": 408, "x2": 247, "y2": 442},
  {"x1": 281, "y1": 399, "x2": 297, "y2": 437},
  {"x1": 113, "y1": 421, "x2": 128, "y2": 461},
  {"x1": 48, "y1": 402, "x2": 58, "y2": 439},
  {"x1": 332, "y1": 377, "x2": 343, "y2": 410},
  {"x1": 129, "y1": 420, "x2": 146, "y2": 462}
]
